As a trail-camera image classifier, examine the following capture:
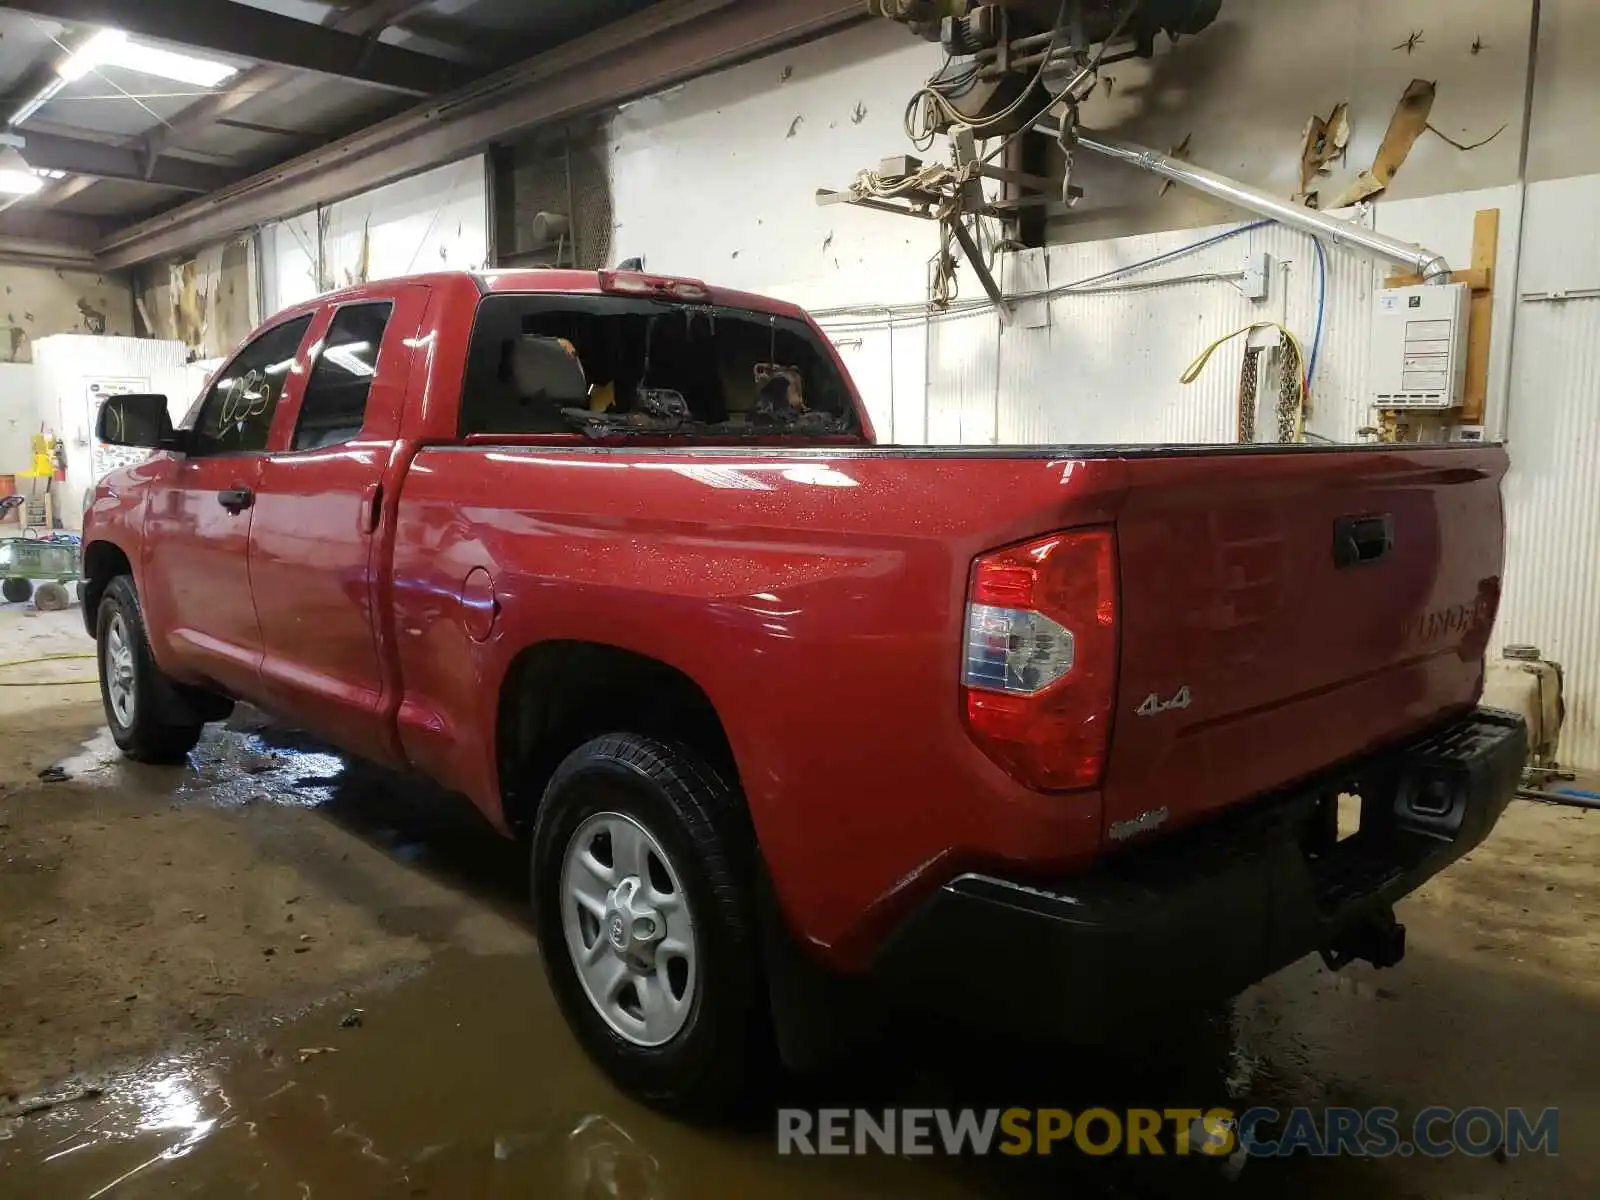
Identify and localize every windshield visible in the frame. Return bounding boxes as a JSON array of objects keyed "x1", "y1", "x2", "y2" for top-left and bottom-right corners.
[{"x1": 459, "y1": 293, "x2": 860, "y2": 438}]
